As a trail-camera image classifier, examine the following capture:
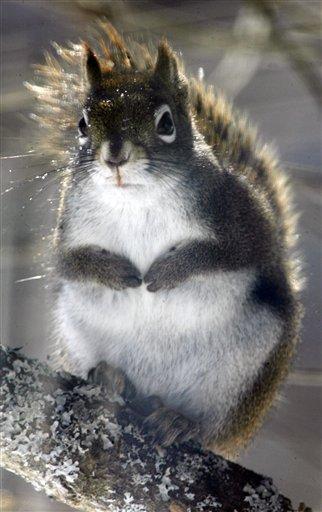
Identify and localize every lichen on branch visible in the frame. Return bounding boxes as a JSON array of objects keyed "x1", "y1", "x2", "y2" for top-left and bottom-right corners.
[{"x1": 0, "y1": 345, "x2": 298, "y2": 511}]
